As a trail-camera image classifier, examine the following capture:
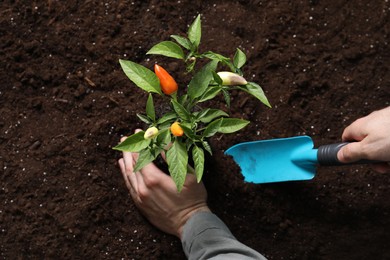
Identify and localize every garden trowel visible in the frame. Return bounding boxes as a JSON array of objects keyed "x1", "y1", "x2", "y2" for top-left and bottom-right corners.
[{"x1": 225, "y1": 135, "x2": 377, "y2": 184}]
